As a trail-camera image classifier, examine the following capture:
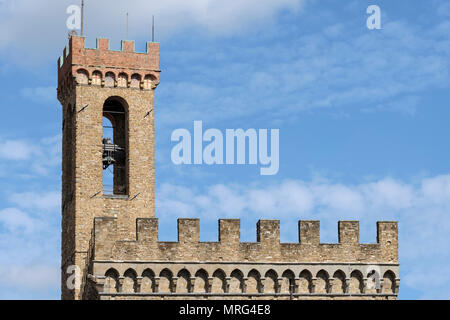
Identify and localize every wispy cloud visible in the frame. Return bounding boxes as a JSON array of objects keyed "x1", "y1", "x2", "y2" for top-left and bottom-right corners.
[
  {"x1": 0, "y1": 264, "x2": 59, "y2": 295},
  {"x1": 157, "y1": 177, "x2": 419, "y2": 220},
  {"x1": 20, "y1": 86, "x2": 56, "y2": 104},
  {"x1": 0, "y1": 0, "x2": 306, "y2": 61},
  {"x1": 0, "y1": 207, "x2": 38, "y2": 233},
  {"x1": 9, "y1": 191, "x2": 60, "y2": 212},
  {"x1": 0, "y1": 190, "x2": 61, "y2": 298},
  {"x1": 0, "y1": 139, "x2": 34, "y2": 160},
  {"x1": 0, "y1": 135, "x2": 61, "y2": 178},
  {"x1": 150, "y1": 3, "x2": 450, "y2": 126}
]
